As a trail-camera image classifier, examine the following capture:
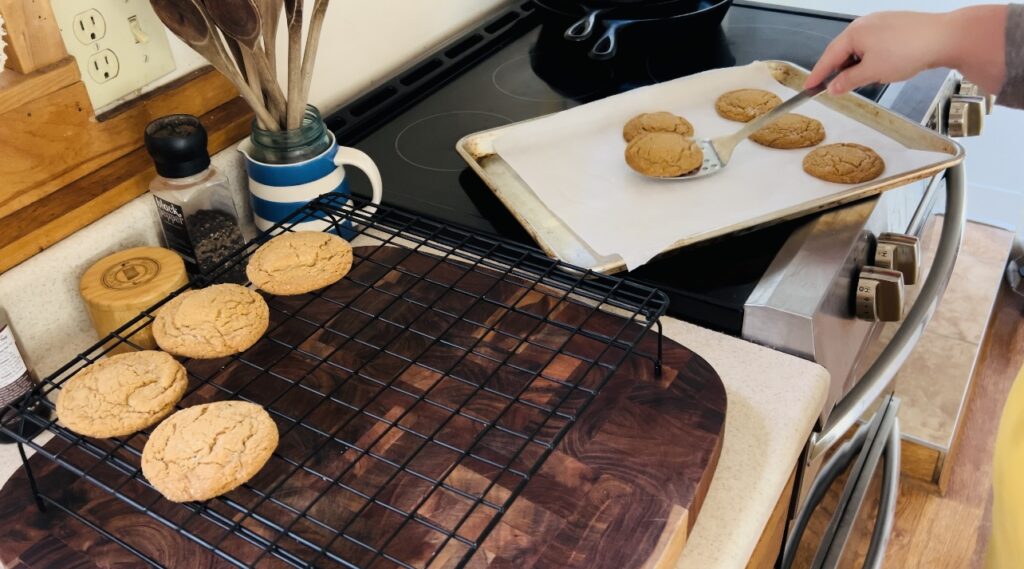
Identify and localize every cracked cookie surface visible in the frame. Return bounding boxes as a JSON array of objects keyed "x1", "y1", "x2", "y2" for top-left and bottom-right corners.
[
  {"x1": 803, "y1": 143, "x2": 885, "y2": 184},
  {"x1": 626, "y1": 132, "x2": 704, "y2": 178},
  {"x1": 749, "y1": 113, "x2": 826, "y2": 149},
  {"x1": 153, "y1": 284, "x2": 269, "y2": 359},
  {"x1": 715, "y1": 89, "x2": 783, "y2": 122},
  {"x1": 56, "y1": 351, "x2": 187, "y2": 439},
  {"x1": 246, "y1": 231, "x2": 353, "y2": 296},
  {"x1": 142, "y1": 401, "x2": 279, "y2": 502},
  {"x1": 623, "y1": 111, "x2": 694, "y2": 142}
]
